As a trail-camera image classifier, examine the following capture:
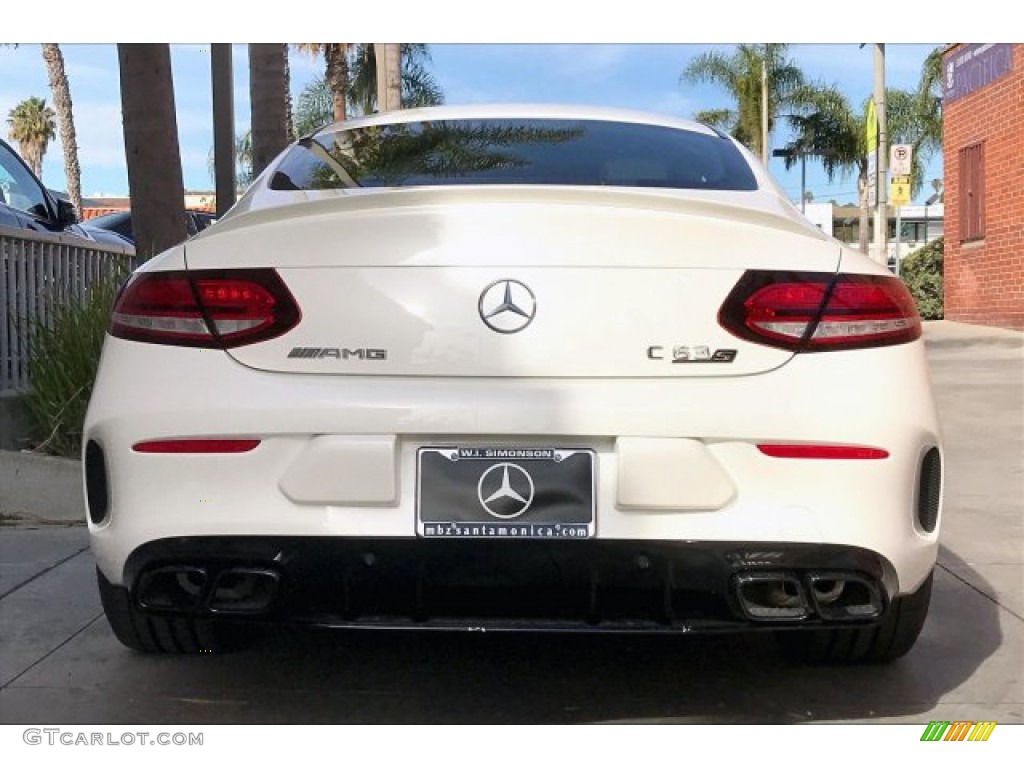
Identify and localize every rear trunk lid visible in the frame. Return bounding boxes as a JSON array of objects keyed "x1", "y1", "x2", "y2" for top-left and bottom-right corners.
[{"x1": 185, "y1": 187, "x2": 840, "y2": 378}]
